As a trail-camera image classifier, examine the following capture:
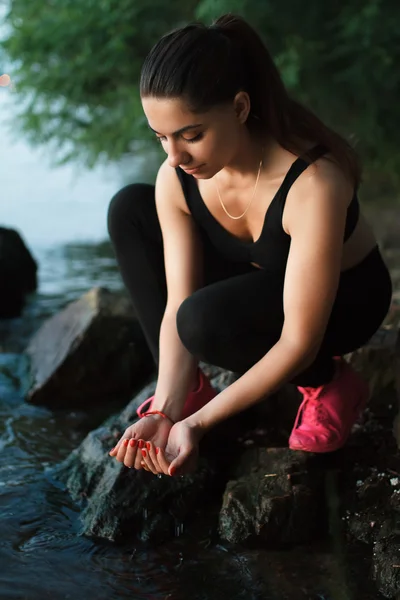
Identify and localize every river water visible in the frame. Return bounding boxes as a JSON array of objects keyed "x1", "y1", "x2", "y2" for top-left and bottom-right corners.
[{"x1": 1, "y1": 75, "x2": 399, "y2": 599}]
